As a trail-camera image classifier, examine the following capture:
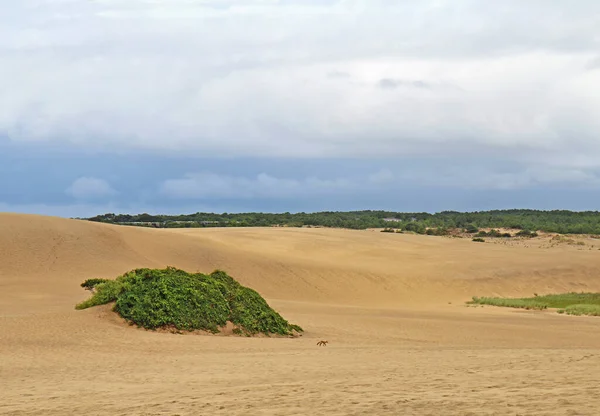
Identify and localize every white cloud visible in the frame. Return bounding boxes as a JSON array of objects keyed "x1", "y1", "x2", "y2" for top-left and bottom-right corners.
[
  {"x1": 66, "y1": 177, "x2": 116, "y2": 200},
  {"x1": 0, "y1": 0, "x2": 599, "y2": 175}
]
